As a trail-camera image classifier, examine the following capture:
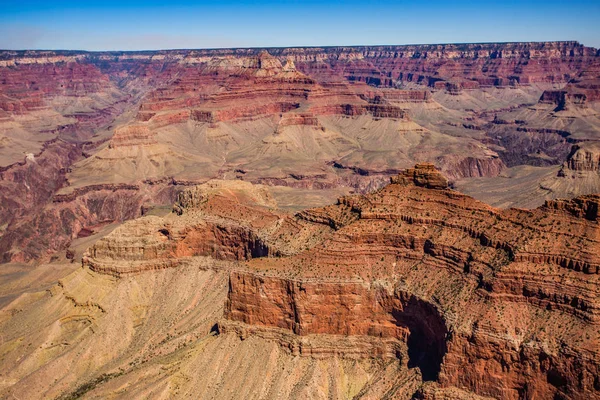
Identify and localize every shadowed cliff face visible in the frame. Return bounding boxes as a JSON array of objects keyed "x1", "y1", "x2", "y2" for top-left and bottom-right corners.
[{"x1": 393, "y1": 296, "x2": 448, "y2": 381}]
